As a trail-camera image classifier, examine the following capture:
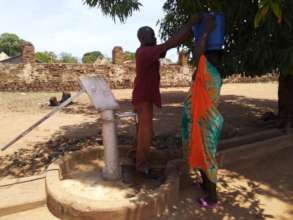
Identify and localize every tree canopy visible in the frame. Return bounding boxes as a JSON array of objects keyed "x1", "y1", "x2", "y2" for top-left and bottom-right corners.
[
  {"x1": 82, "y1": 51, "x2": 104, "y2": 63},
  {"x1": 158, "y1": 0, "x2": 293, "y2": 76},
  {"x1": 83, "y1": 0, "x2": 293, "y2": 76},
  {"x1": 124, "y1": 51, "x2": 135, "y2": 61},
  {"x1": 0, "y1": 33, "x2": 23, "y2": 57},
  {"x1": 83, "y1": 0, "x2": 142, "y2": 22},
  {"x1": 35, "y1": 51, "x2": 58, "y2": 63},
  {"x1": 59, "y1": 52, "x2": 78, "y2": 63}
]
